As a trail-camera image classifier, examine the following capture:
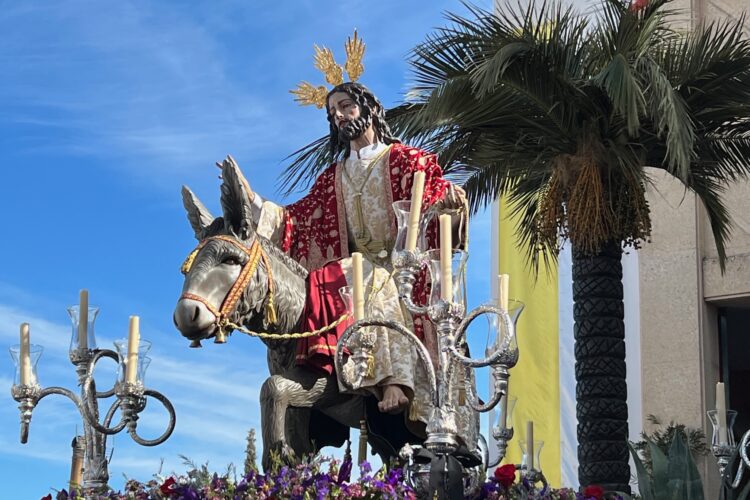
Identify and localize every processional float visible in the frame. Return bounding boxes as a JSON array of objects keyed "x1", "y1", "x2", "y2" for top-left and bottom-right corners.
[
  {"x1": 335, "y1": 171, "x2": 545, "y2": 497},
  {"x1": 9, "y1": 291, "x2": 176, "y2": 495}
]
